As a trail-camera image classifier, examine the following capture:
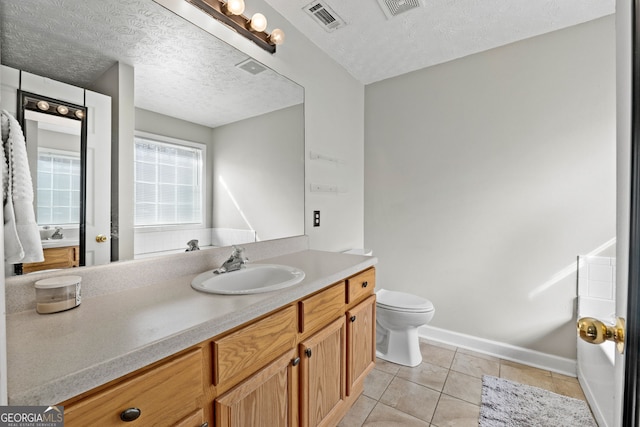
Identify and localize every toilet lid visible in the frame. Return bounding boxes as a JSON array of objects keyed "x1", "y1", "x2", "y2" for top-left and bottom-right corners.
[{"x1": 376, "y1": 289, "x2": 434, "y2": 312}]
